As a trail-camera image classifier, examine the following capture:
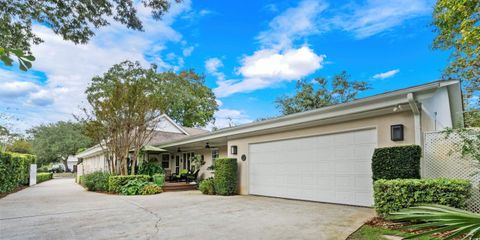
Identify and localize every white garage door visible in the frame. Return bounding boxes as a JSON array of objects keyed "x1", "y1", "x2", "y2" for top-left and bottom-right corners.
[{"x1": 249, "y1": 128, "x2": 377, "y2": 207}]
